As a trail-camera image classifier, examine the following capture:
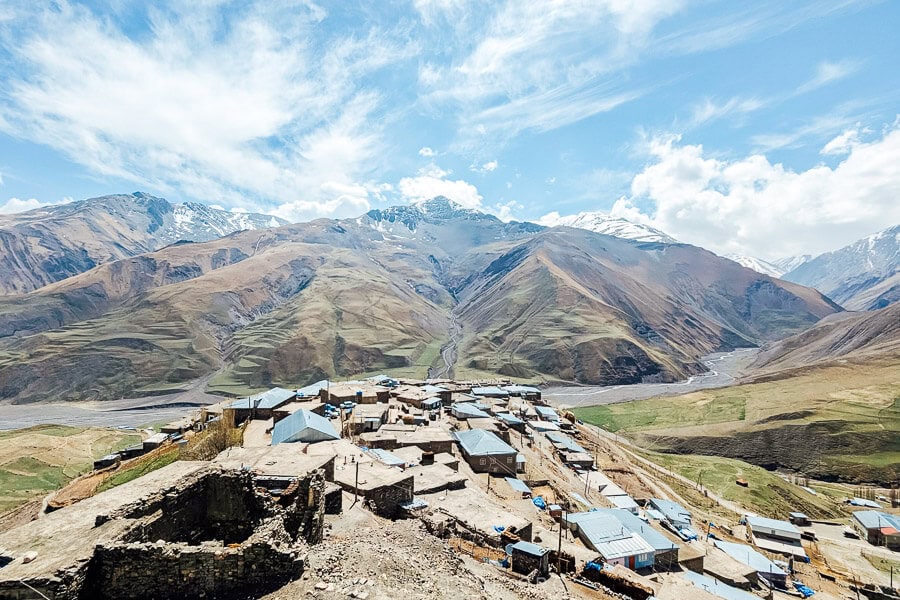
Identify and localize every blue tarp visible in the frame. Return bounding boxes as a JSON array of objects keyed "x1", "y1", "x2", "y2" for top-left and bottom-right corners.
[
  {"x1": 794, "y1": 583, "x2": 815, "y2": 597},
  {"x1": 532, "y1": 496, "x2": 546, "y2": 510},
  {"x1": 493, "y1": 525, "x2": 505, "y2": 533}
]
